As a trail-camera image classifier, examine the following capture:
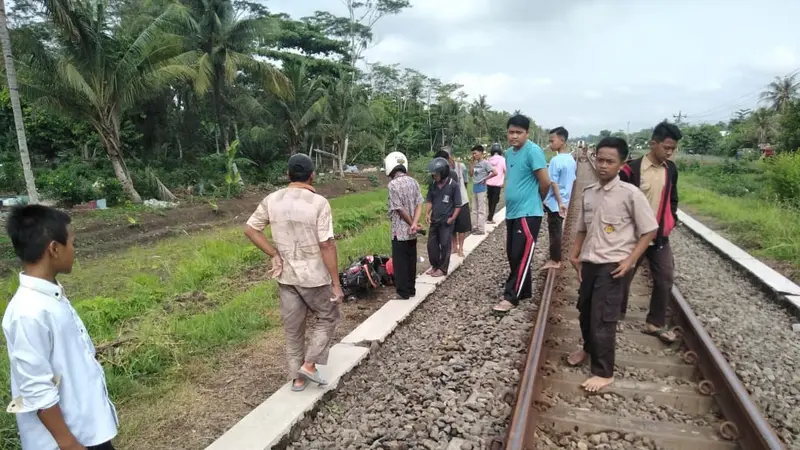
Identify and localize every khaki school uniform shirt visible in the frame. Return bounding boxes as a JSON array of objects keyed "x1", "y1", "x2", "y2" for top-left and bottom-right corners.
[
  {"x1": 640, "y1": 155, "x2": 667, "y2": 216},
  {"x1": 577, "y1": 176, "x2": 659, "y2": 264},
  {"x1": 246, "y1": 183, "x2": 334, "y2": 288}
]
